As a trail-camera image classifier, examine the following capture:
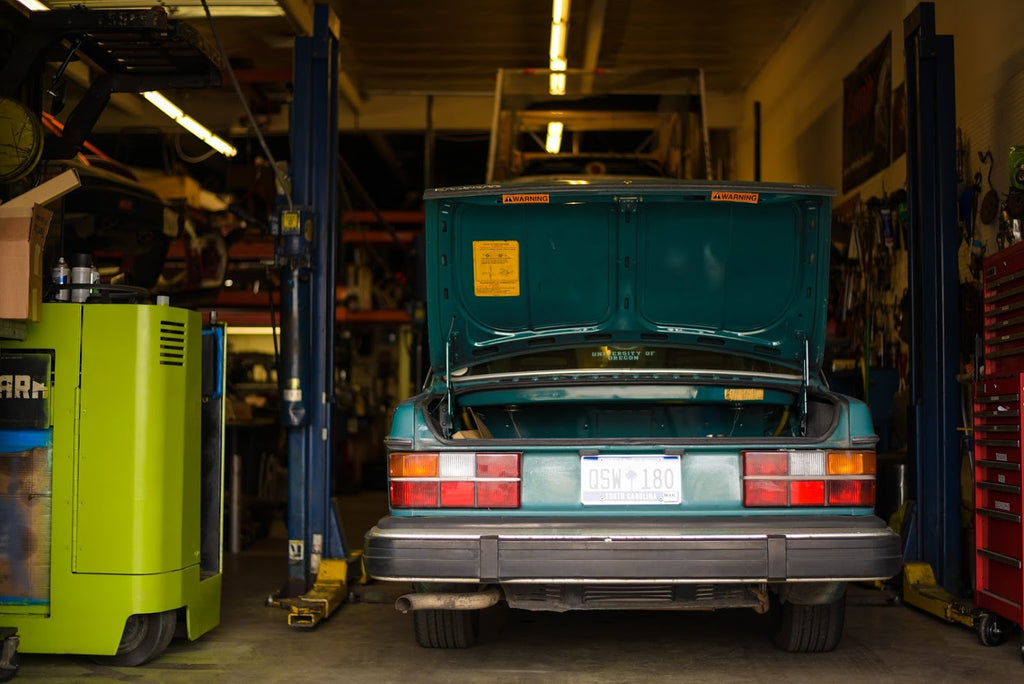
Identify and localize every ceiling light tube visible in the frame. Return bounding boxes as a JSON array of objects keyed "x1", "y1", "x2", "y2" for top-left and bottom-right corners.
[
  {"x1": 548, "y1": 0, "x2": 570, "y2": 95},
  {"x1": 15, "y1": 0, "x2": 49, "y2": 11},
  {"x1": 545, "y1": 121, "x2": 563, "y2": 154},
  {"x1": 552, "y1": 0, "x2": 570, "y2": 23},
  {"x1": 143, "y1": 91, "x2": 237, "y2": 157},
  {"x1": 549, "y1": 22, "x2": 566, "y2": 63}
]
